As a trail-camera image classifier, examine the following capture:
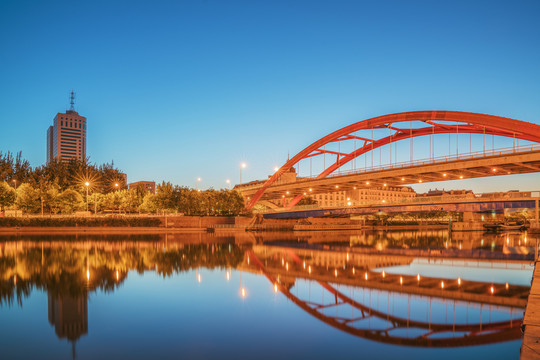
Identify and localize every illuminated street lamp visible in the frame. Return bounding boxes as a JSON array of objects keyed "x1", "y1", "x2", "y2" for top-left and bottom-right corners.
[
  {"x1": 225, "y1": 179, "x2": 231, "y2": 189},
  {"x1": 240, "y1": 162, "x2": 247, "y2": 184},
  {"x1": 85, "y1": 182, "x2": 90, "y2": 211},
  {"x1": 196, "y1": 177, "x2": 202, "y2": 190}
]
